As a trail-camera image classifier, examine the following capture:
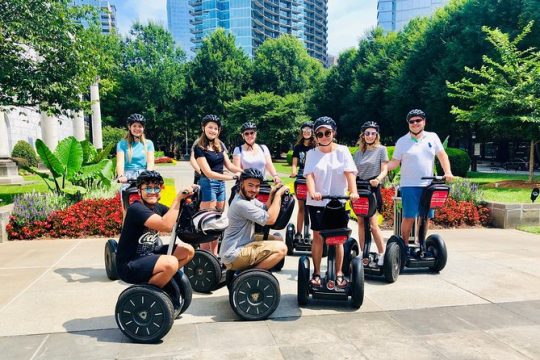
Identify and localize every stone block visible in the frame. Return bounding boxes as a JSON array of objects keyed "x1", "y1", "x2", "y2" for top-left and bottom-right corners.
[
  {"x1": 506, "y1": 209, "x2": 523, "y2": 228},
  {"x1": 521, "y1": 208, "x2": 540, "y2": 226}
]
